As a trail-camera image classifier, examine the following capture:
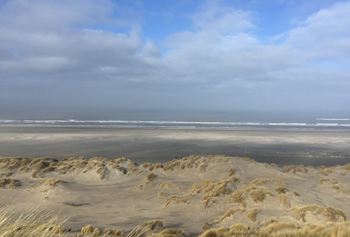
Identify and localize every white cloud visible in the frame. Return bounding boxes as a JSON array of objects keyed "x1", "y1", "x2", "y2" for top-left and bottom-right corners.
[
  {"x1": 190, "y1": 1, "x2": 255, "y2": 34},
  {"x1": 286, "y1": 2, "x2": 350, "y2": 63},
  {"x1": 0, "y1": 0, "x2": 349, "y2": 111}
]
